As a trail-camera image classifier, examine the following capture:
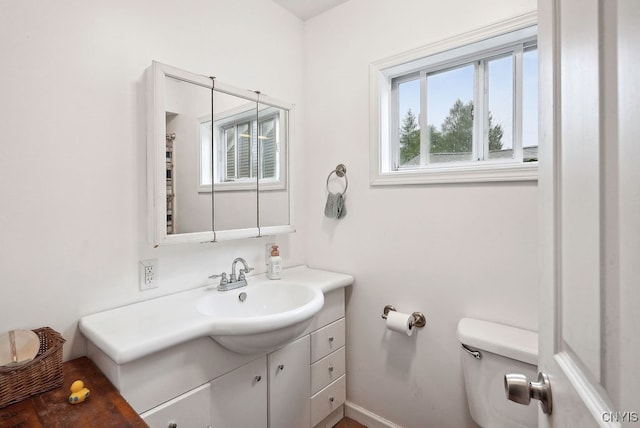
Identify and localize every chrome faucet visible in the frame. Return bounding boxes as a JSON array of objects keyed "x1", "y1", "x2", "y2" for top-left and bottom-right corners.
[
  {"x1": 230, "y1": 258, "x2": 253, "y2": 283},
  {"x1": 209, "y1": 258, "x2": 254, "y2": 291}
]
